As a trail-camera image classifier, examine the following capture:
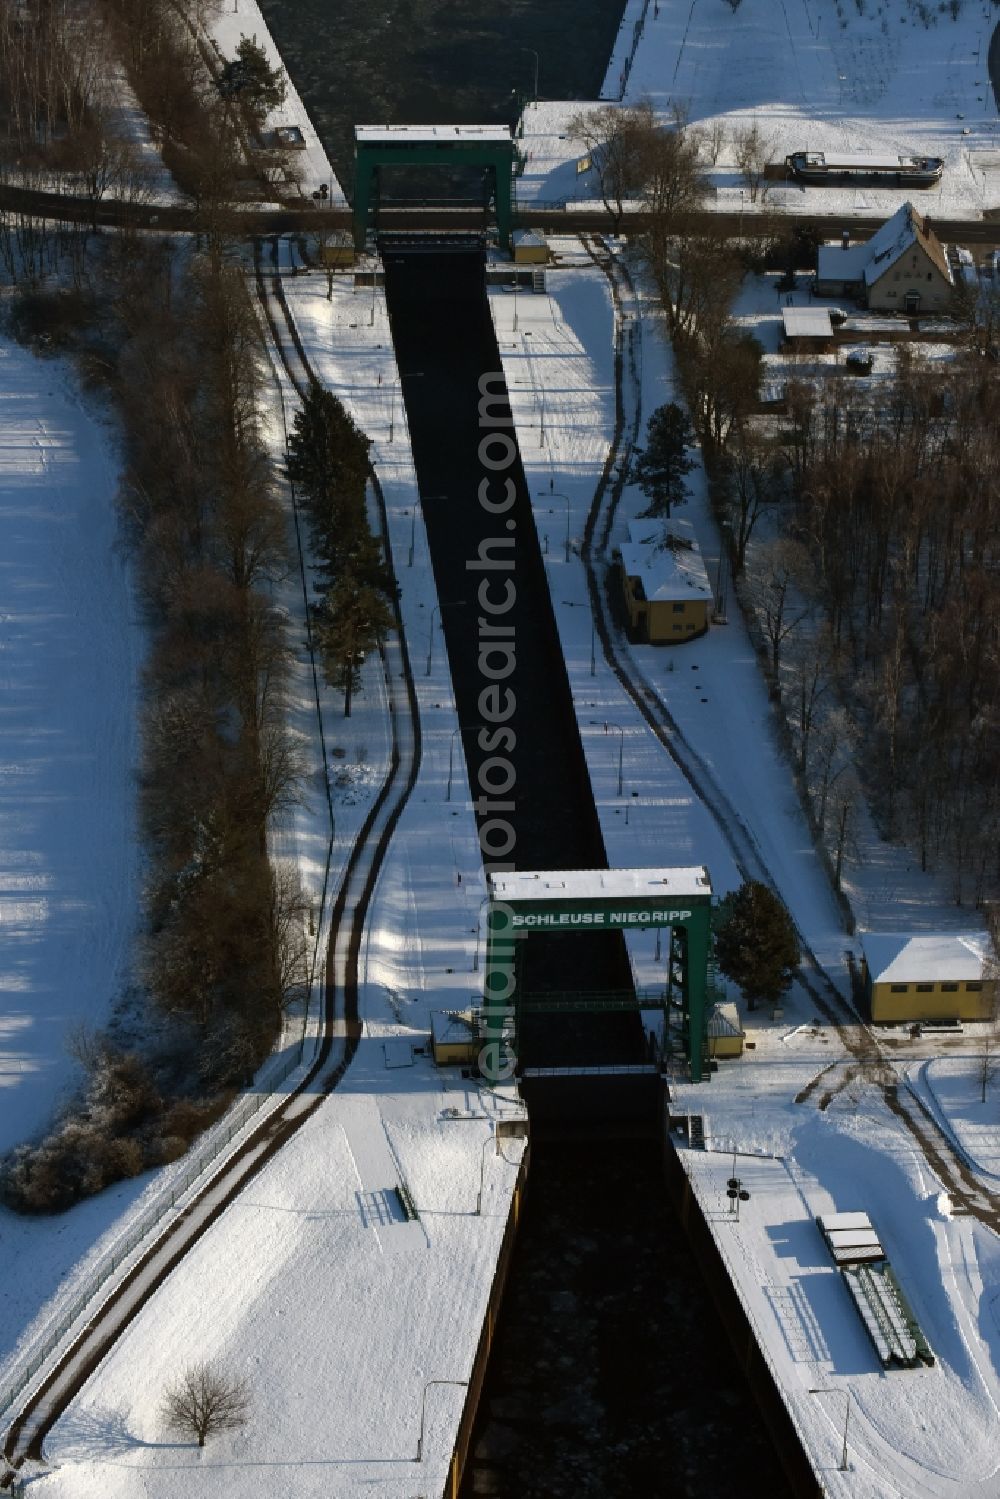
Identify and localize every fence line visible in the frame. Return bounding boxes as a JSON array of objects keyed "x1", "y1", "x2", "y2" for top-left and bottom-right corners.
[{"x1": 604, "y1": 0, "x2": 654, "y2": 101}]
